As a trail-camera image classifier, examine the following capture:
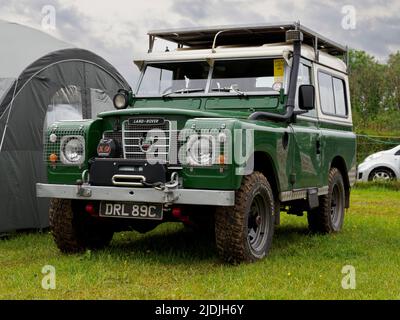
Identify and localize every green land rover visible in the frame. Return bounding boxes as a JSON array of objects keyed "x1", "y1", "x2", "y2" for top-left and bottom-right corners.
[{"x1": 37, "y1": 23, "x2": 357, "y2": 263}]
